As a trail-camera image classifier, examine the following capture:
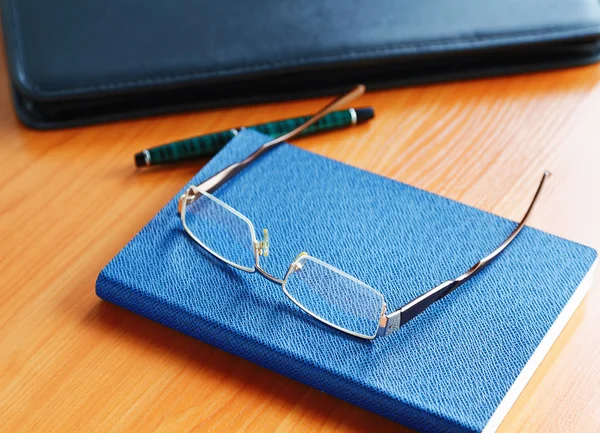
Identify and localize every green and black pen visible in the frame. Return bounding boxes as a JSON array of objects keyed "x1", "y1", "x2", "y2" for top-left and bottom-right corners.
[{"x1": 134, "y1": 107, "x2": 374, "y2": 167}]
